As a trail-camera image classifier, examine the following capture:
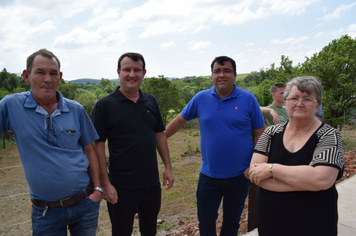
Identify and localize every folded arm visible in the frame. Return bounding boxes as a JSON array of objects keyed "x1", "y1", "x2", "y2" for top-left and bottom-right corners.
[{"x1": 249, "y1": 152, "x2": 339, "y2": 192}]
